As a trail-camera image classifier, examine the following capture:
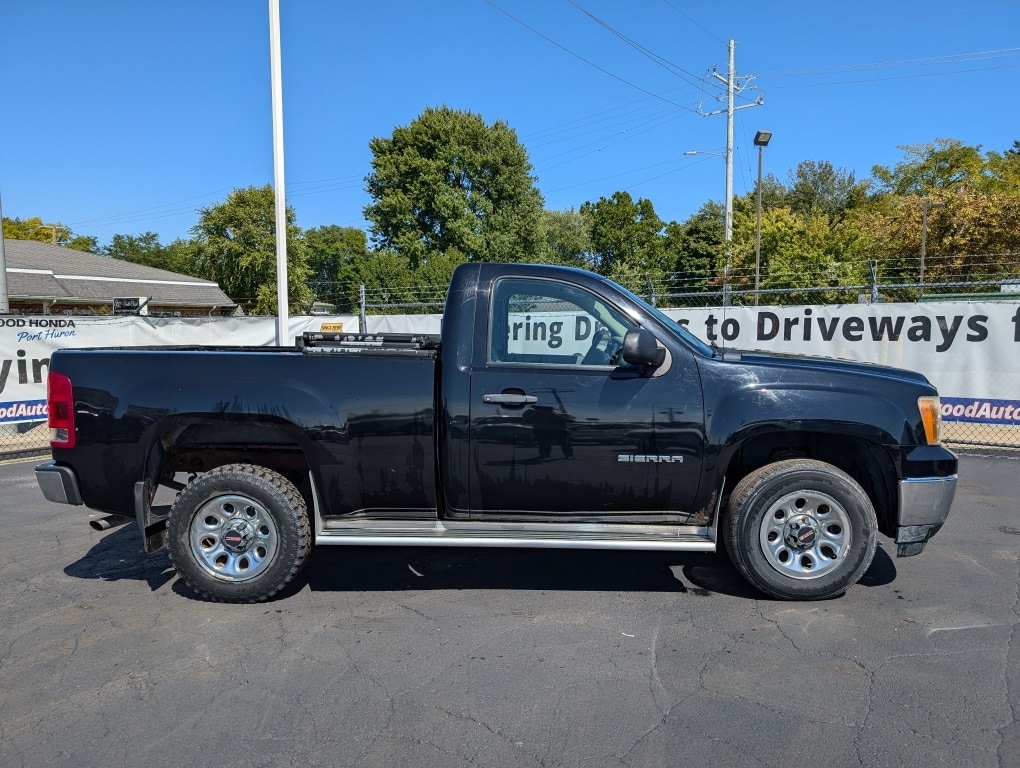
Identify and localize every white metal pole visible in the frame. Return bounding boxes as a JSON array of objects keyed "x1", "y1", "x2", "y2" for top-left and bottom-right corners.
[
  {"x1": 269, "y1": 0, "x2": 289, "y2": 345},
  {"x1": 0, "y1": 189, "x2": 9, "y2": 313}
]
